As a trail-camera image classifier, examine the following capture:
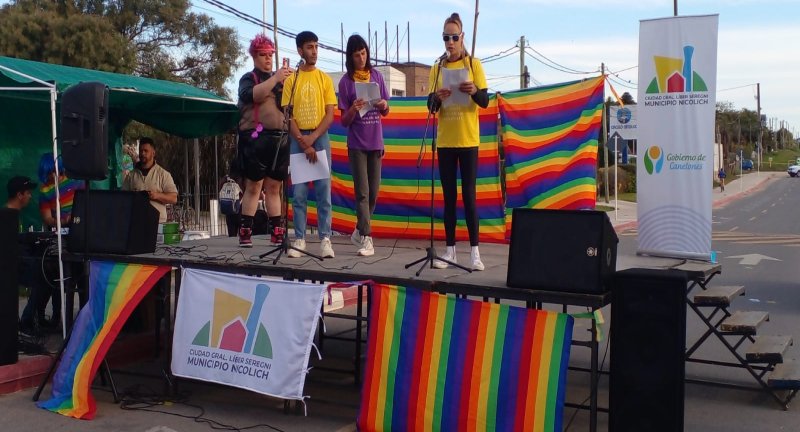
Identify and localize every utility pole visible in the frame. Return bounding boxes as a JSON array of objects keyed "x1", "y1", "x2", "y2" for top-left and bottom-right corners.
[
  {"x1": 756, "y1": 83, "x2": 761, "y2": 163},
  {"x1": 407, "y1": 22, "x2": 410, "y2": 63},
  {"x1": 396, "y1": 24, "x2": 399, "y2": 63},
  {"x1": 385, "y1": 21, "x2": 388, "y2": 63},
  {"x1": 519, "y1": 35, "x2": 526, "y2": 89},
  {"x1": 674, "y1": 0, "x2": 678, "y2": 16},
  {"x1": 272, "y1": 0, "x2": 278, "y2": 70},
  {"x1": 602, "y1": 62, "x2": 609, "y2": 203},
  {"x1": 341, "y1": 23, "x2": 344, "y2": 71}
]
